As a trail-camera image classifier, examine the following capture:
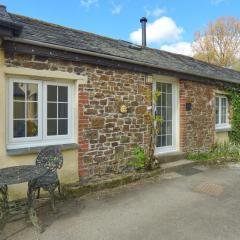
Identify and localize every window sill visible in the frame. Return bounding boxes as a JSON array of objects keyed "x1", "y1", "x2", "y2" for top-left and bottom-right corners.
[
  {"x1": 215, "y1": 125, "x2": 231, "y2": 133},
  {"x1": 7, "y1": 143, "x2": 79, "y2": 156}
]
